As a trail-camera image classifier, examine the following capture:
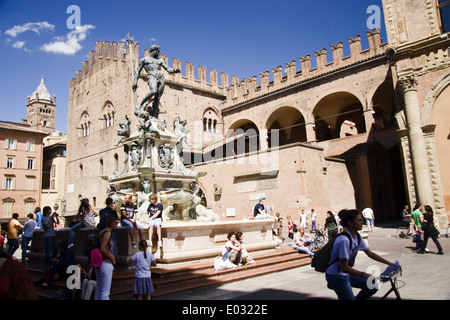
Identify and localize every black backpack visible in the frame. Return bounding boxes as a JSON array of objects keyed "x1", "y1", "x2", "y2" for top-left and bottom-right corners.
[{"x1": 311, "y1": 231, "x2": 361, "y2": 273}]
